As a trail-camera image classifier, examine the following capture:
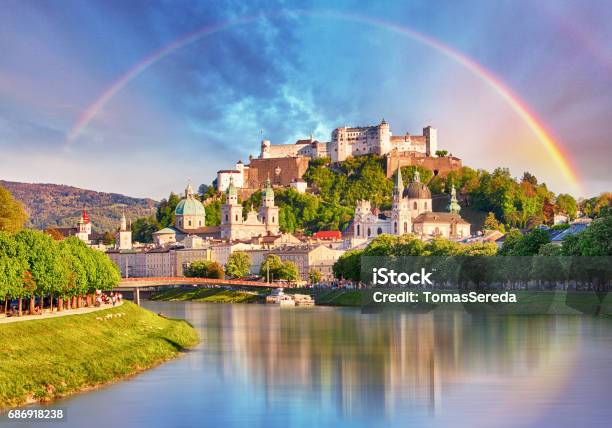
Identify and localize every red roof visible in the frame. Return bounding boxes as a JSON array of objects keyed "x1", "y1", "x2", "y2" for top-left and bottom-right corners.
[
  {"x1": 82, "y1": 209, "x2": 91, "y2": 224},
  {"x1": 313, "y1": 230, "x2": 342, "y2": 240}
]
